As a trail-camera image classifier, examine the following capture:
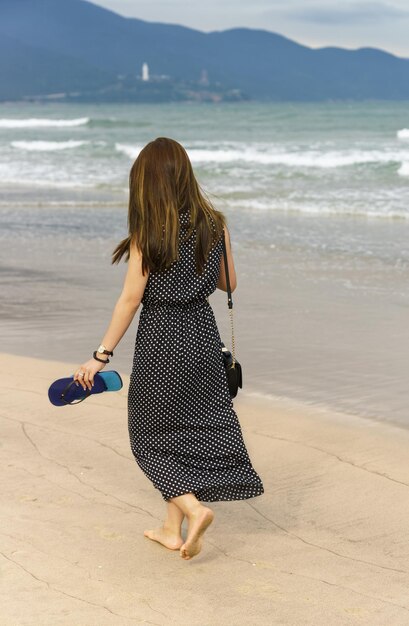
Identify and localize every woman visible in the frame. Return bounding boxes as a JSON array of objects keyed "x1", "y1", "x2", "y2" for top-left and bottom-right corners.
[{"x1": 73, "y1": 137, "x2": 264, "y2": 560}]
